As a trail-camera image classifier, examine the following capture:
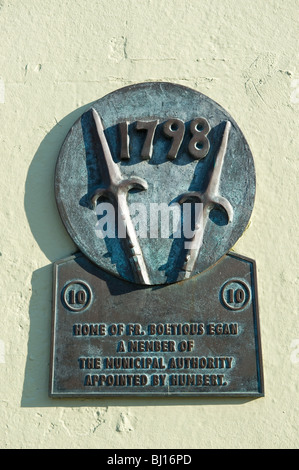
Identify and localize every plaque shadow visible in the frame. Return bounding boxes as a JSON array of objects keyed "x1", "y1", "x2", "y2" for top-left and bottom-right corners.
[{"x1": 24, "y1": 102, "x2": 98, "y2": 264}]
